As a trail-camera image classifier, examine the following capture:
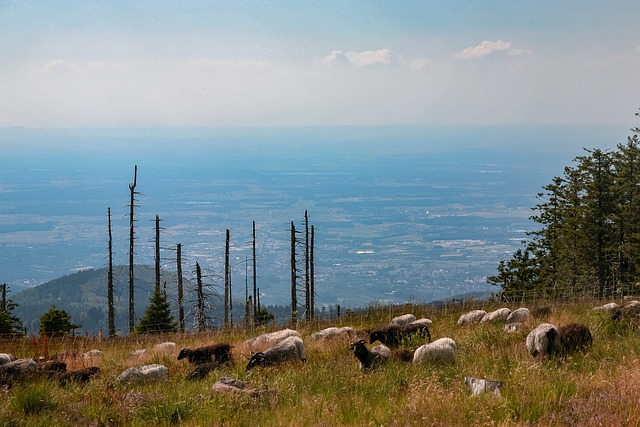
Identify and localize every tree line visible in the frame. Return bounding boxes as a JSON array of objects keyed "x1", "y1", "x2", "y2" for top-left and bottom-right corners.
[{"x1": 489, "y1": 111, "x2": 640, "y2": 301}]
